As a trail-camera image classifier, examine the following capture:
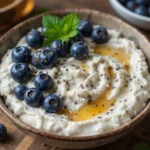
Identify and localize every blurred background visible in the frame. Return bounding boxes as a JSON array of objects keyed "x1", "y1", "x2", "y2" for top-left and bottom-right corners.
[
  {"x1": 0, "y1": 0, "x2": 121, "y2": 32},
  {"x1": 1, "y1": 0, "x2": 150, "y2": 35}
]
